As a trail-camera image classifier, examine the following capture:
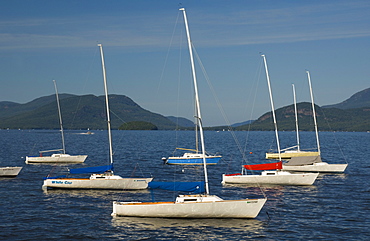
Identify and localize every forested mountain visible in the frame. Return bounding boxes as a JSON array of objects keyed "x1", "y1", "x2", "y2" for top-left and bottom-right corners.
[
  {"x1": 234, "y1": 102, "x2": 370, "y2": 132},
  {"x1": 0, "y1": 94, "x2": 75, "y2": 119},
  {"x1": 0, "y1": 94, "x2": 177, "y2": 130},
  {"x1": 323, "y1": 87, "x2": 370, "y2": 109},
  {"x1": 166, "y1": 116, "x2": 195, "y2": 128},
  {"x1": 1, "y1": 87, "x2": 369, "y2": 131}
]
